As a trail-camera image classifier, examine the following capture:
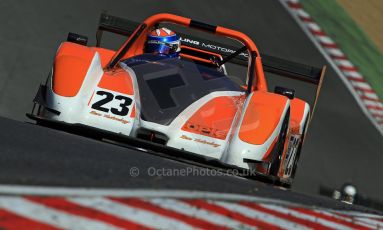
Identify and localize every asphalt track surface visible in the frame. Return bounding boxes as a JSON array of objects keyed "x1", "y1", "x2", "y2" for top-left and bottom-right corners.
[{"x1": 0, "y1": 0, "x2": 382, "y2": 207}]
